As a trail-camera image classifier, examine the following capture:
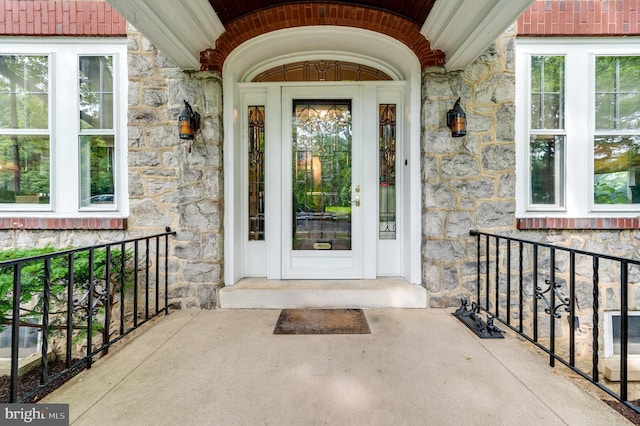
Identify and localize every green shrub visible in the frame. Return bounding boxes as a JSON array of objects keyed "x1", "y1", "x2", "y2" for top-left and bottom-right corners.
[{"x1": 0, "y1": 245, "x2": 133, "y2": 350}]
